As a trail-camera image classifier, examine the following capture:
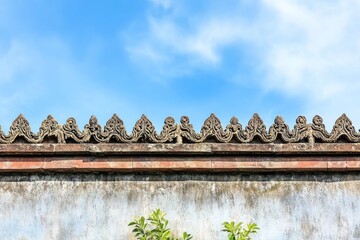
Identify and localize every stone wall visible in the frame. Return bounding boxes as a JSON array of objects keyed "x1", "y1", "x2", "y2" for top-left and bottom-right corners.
[
  {"x1": 2, "y1": 112, "x2": 360, "y2": 240},
  {"x1": 1, "y1": 172, "x2": 359, "y2": 240}
]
